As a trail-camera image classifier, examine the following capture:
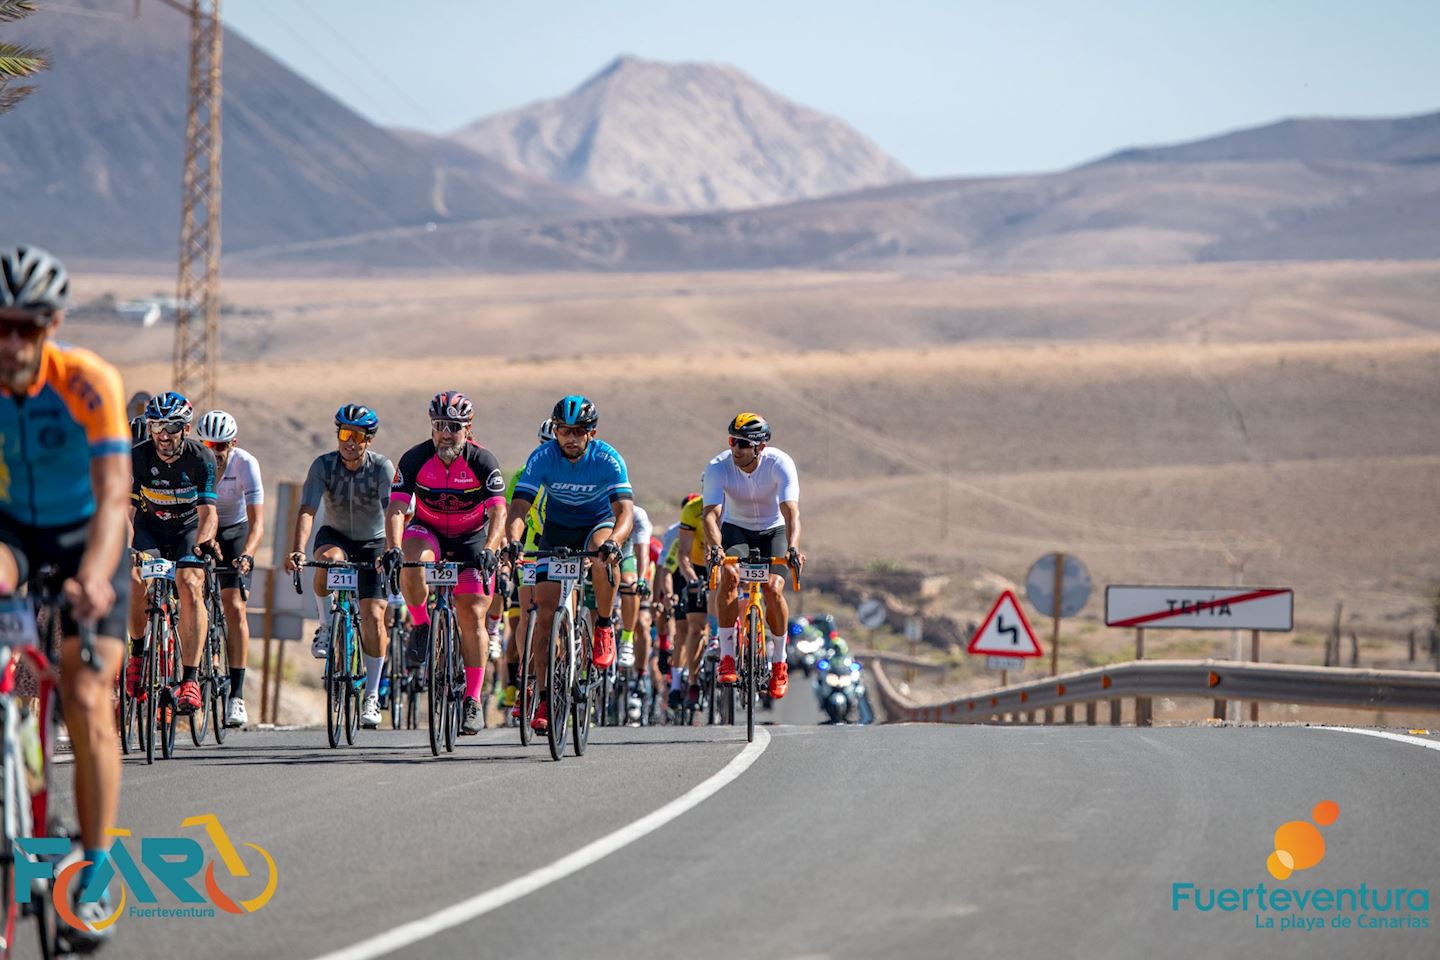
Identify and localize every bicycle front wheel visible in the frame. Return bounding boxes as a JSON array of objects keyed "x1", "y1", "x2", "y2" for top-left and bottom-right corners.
[
  {"x1": 189, "y1": 630, "x2": 213, "y2": 748},
  {"x1": 745, "y1": 606, "x2": 761, "y2": 744},
  {"x1": 344, "y1": 615, "x2": 361, "y2": 746},
  {"x1": 443, "y1": 610, "x2": 459, "y2": 754},
  {"x1": 160, "y1": 621, "x2": 180, "y2": 760},
  {"x1": 211, "y1": 617, "x2": 231, "y2": 744},
  {"x1": 325, "y1": 612, "x2": 345, "y2": 749},
  {"x1": 519, "y1": 607, "x2": 537, "y2": 747},
  {"x1": 426, "y1": 615, "x2": 446, "y2": 757}
]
